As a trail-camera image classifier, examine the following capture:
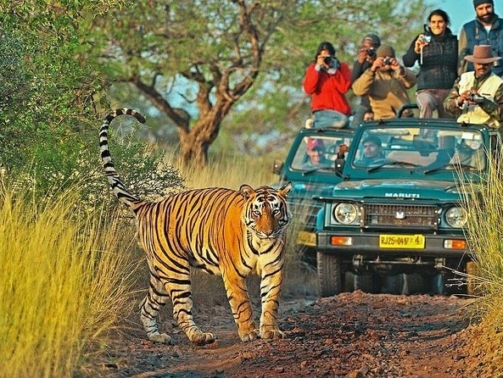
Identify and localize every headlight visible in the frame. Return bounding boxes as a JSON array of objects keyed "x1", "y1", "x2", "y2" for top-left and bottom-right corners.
[
  {"x1": 333, "y1": 203, "x2": 358, "y2": 224},
  {"x1": 445, "y1": 207, "x2": 468, "y2": 228}
]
